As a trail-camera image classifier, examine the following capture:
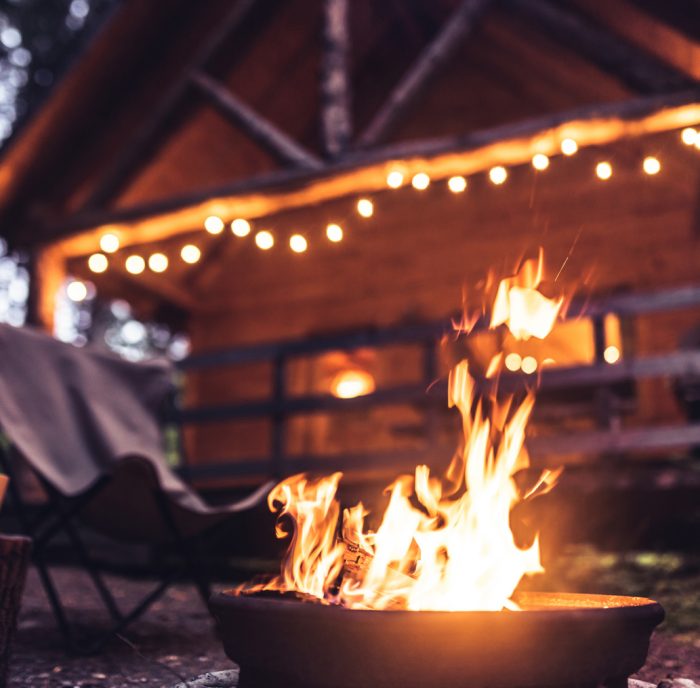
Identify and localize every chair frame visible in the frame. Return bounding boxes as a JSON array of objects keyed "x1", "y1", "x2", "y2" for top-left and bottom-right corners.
[{"x1": 0, "y1": 440, "x2": 225, "y2": 655}]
